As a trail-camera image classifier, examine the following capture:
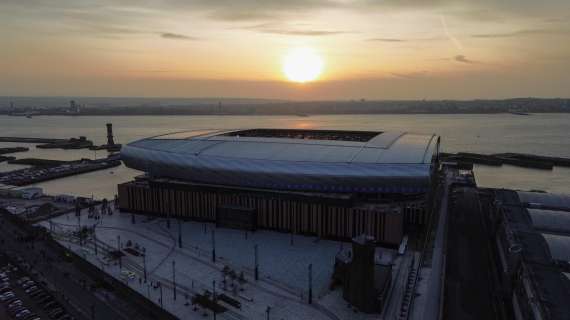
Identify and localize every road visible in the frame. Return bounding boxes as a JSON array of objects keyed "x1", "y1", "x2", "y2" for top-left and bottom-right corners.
[
  {"x1": 443, "y1": 186, "x2": 497, "y2": 320},
  {"x1": 0, "y1": 212, "x2": 159, "y2": 320}
]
